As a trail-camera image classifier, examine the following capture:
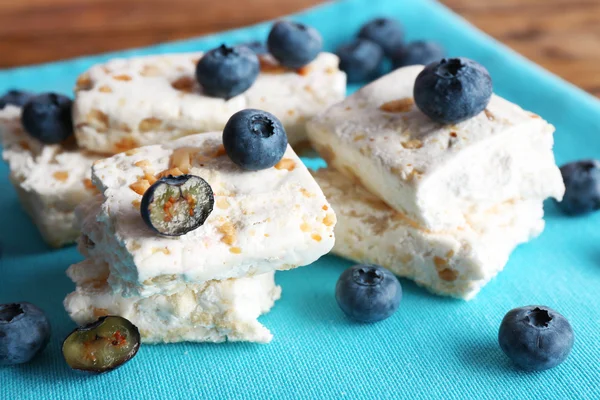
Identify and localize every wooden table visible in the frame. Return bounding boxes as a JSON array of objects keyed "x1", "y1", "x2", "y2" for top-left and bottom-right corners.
[{"x1": 0, "y1": 0, "x2": 598, "y2": 96}]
